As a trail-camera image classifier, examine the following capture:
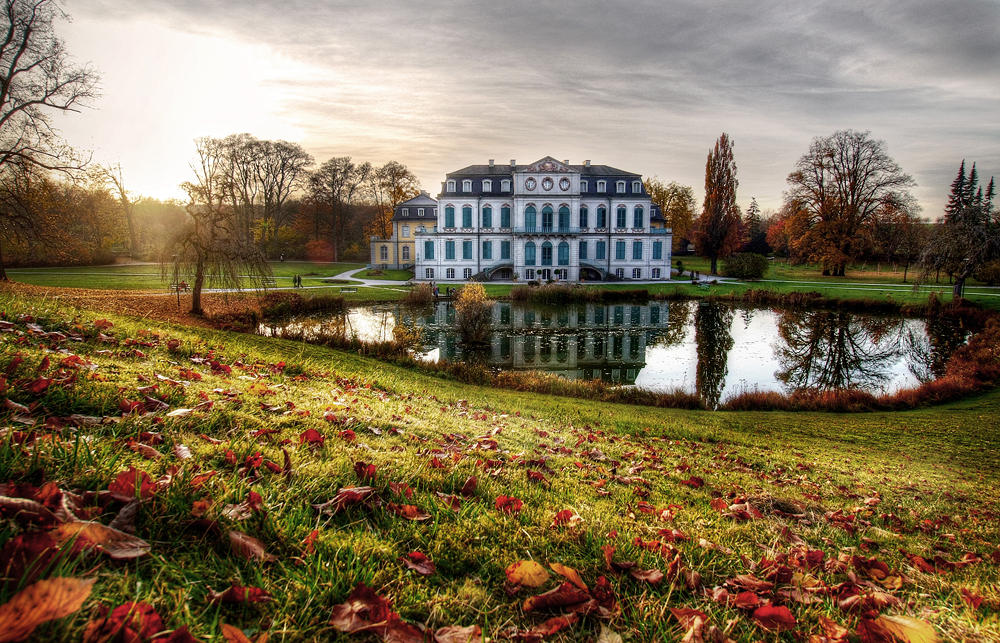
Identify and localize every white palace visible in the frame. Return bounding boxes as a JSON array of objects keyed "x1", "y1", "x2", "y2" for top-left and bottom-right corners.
[{"x1": 376, "y1": 157, "x2": 673, "y2": 283}]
